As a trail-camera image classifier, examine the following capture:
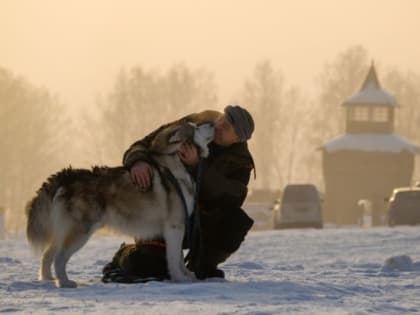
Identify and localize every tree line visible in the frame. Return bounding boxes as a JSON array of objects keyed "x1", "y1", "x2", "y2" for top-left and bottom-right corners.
[{"x1": 1, "y1": 45, "x2": 420, "y2": 235}]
